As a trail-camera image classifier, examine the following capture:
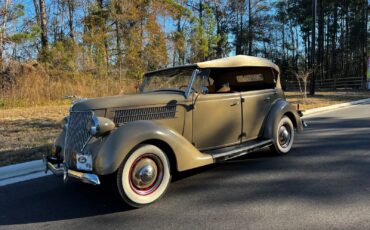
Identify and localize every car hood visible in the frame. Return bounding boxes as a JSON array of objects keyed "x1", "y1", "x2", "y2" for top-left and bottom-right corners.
[{"x1": 71, "y1": 91, "x2": 186, "y2": 111}]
